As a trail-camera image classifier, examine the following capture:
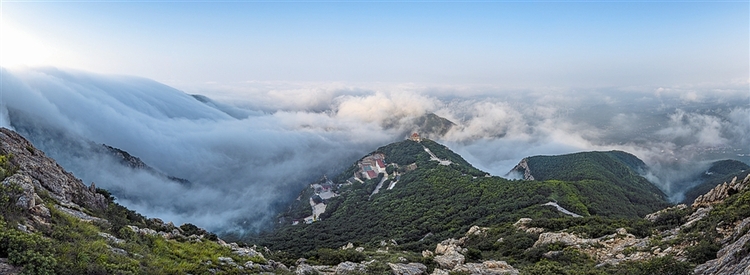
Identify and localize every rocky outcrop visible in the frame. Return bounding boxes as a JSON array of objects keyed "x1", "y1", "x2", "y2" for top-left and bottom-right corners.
[
  {"x1": 100, "y1": 144, "x2": 191, "y2": 185},
  {"x1": 295, "y1": 263, "x2": 337, "y2": 275},
  {"x1": 694, "y1": 216, "x2": 750, "y2": 275},
  {"x1": 0, "y1": 128, "x2": 107, "y2": 212},
  {"x1": 0, "y1": 258, "x2": 21, "y2": 275},
  {"x1": 693, "y1": 174, "x2": 750, "y2": 208},
  {"x1": 449, "y1": 261, "x2": 520, "y2": 275},
  {"x1": 429, "y1": 228, "x2": 520, "y2": 274},
  {"x1": 434, "y1": 250, "x2": 465, "y2": 270},
  {"x1": 513, "y1": 218, "x2": 544, "y2": 234},
  {"x1": 534, "y1": 232, "x2": 596, "y2": 247},
  {"x1": 335, "y1": 261, "x2": 367, "y2": 274},
  {"x1": 388, "y1": 263, "x2": 427, "y2": 275},
  {"x1": 644, "y1": 204, "x2": 688, "y2": 222},
  {"x1": 506, "y1": 158, "x2": 534, "y2": 180},
  {"x1": 466, "y1": 225, "x2": 490, "y2": 237}
]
